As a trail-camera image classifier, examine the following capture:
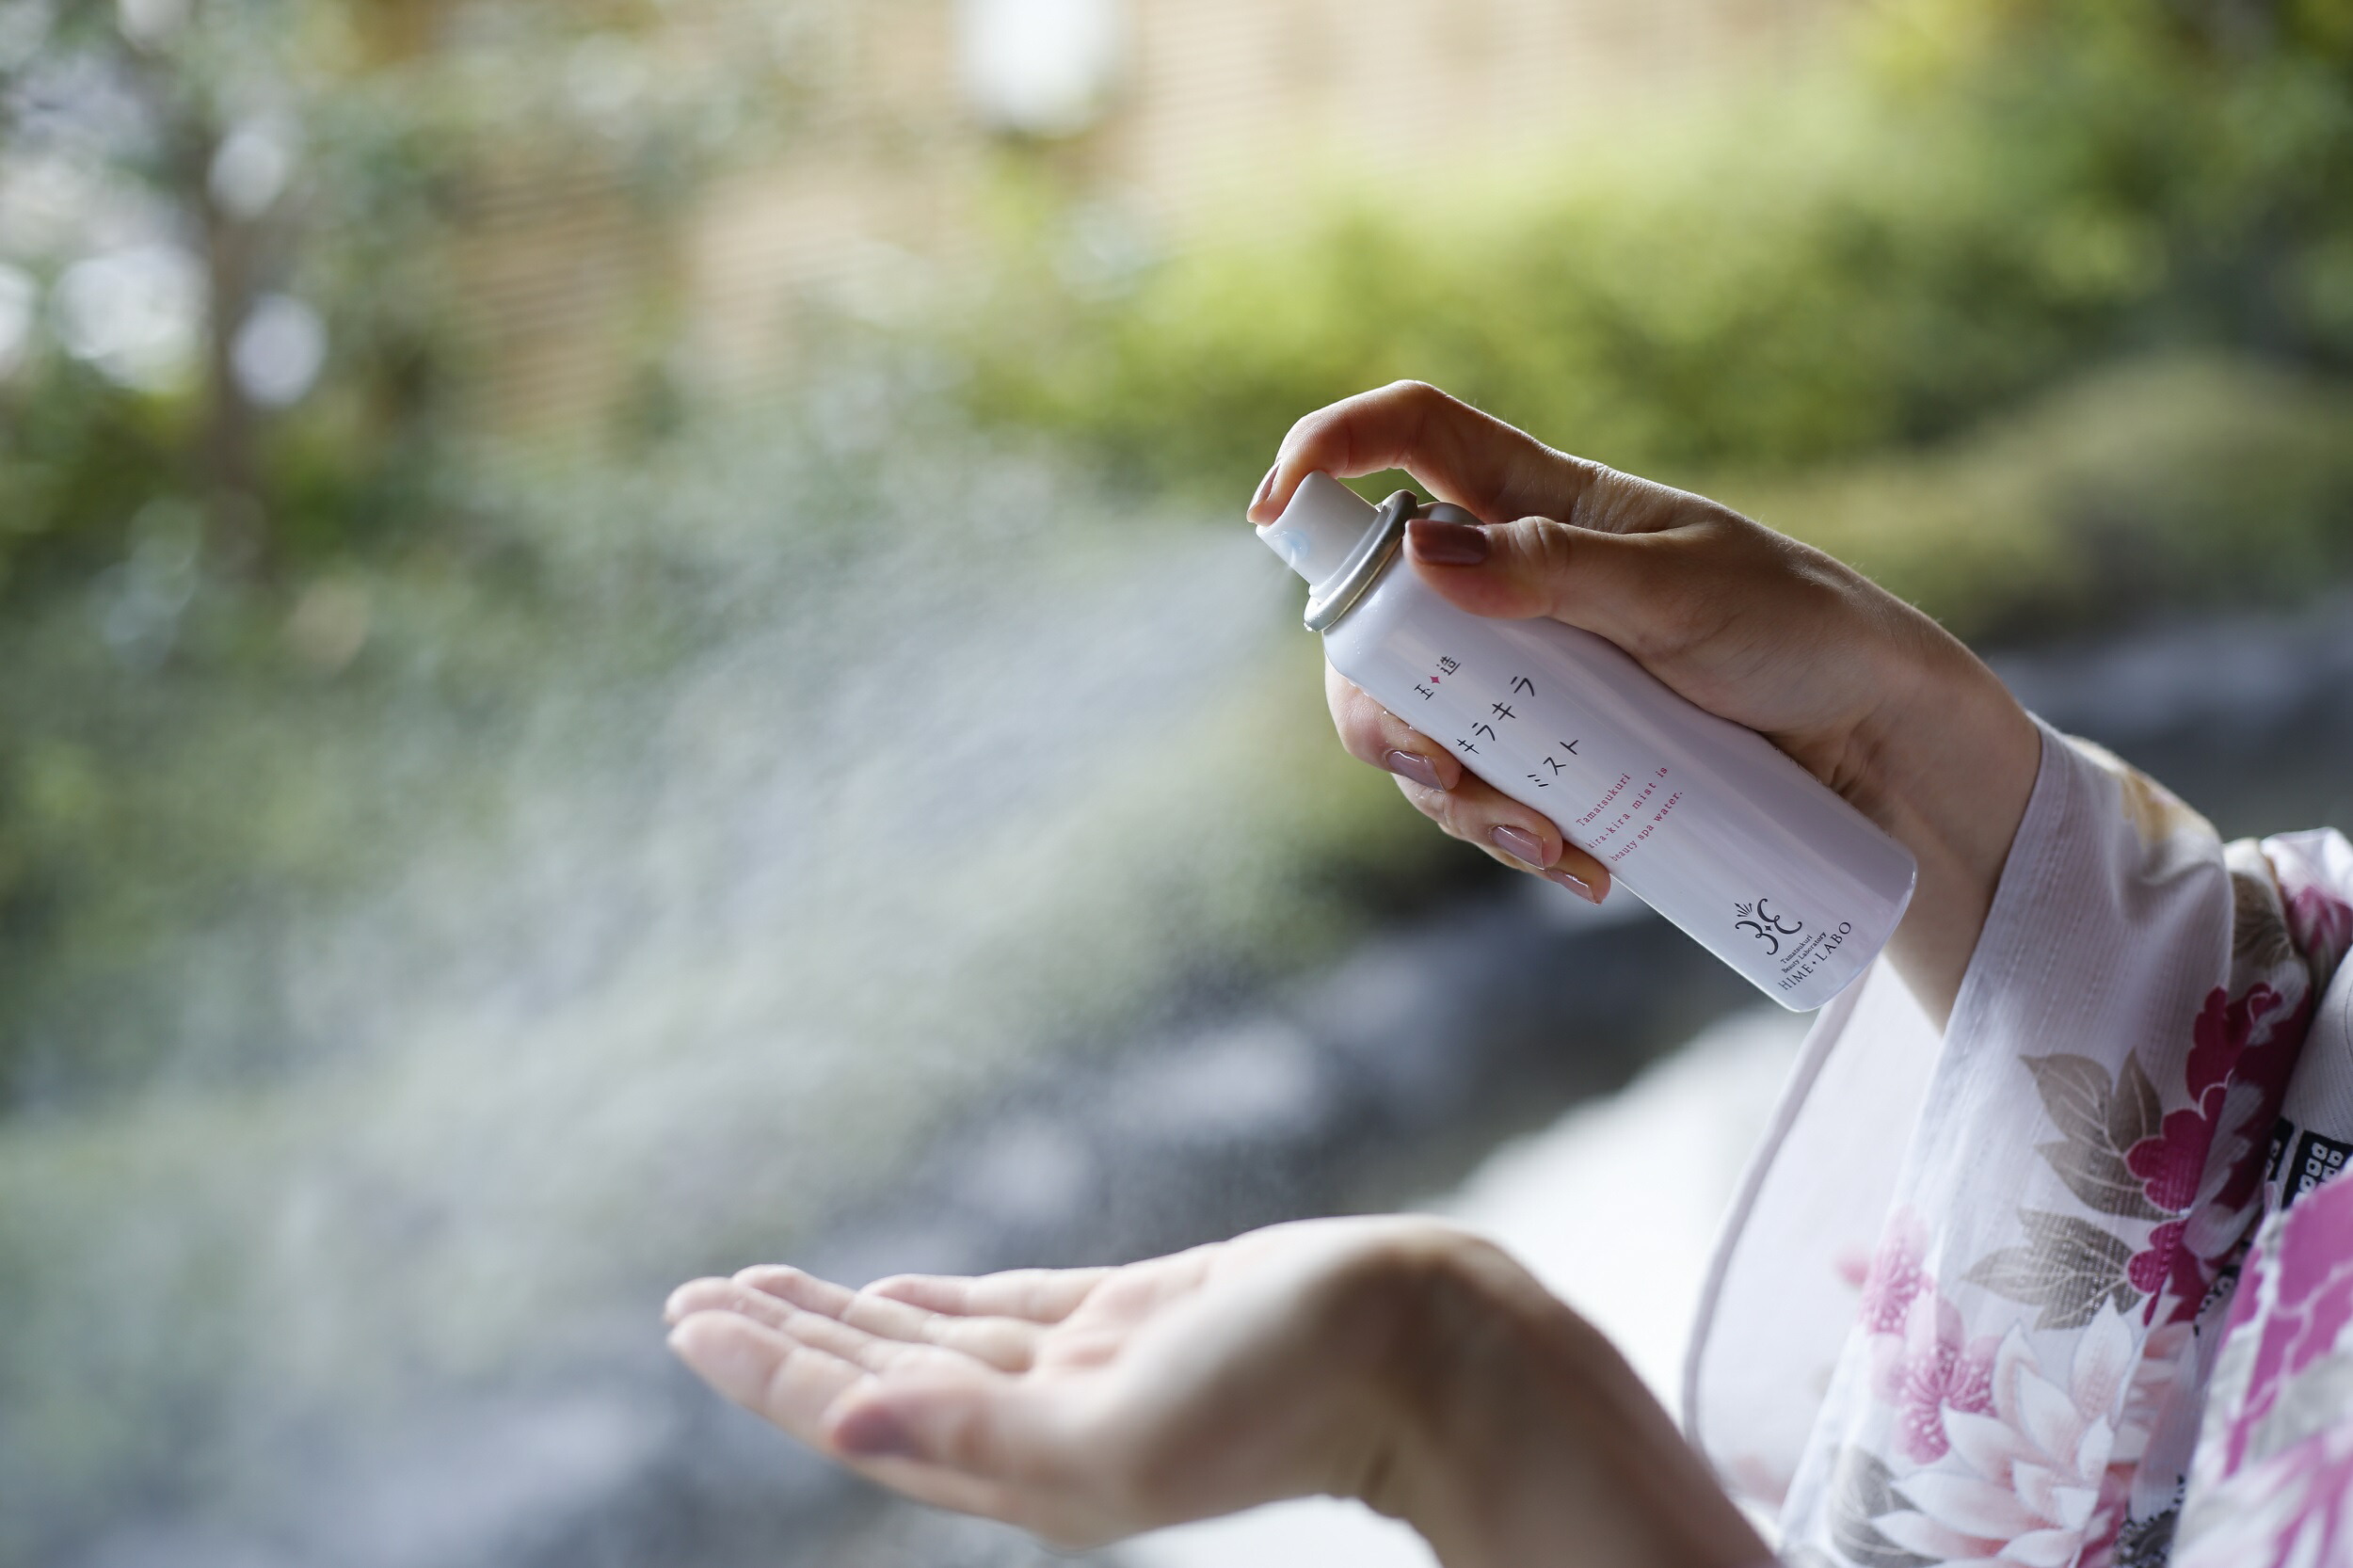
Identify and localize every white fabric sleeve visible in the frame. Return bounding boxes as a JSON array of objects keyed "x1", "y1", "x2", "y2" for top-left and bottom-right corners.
[{"x1": 1687, "y1": 712, "x2": 2340, "y2": 1566}]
